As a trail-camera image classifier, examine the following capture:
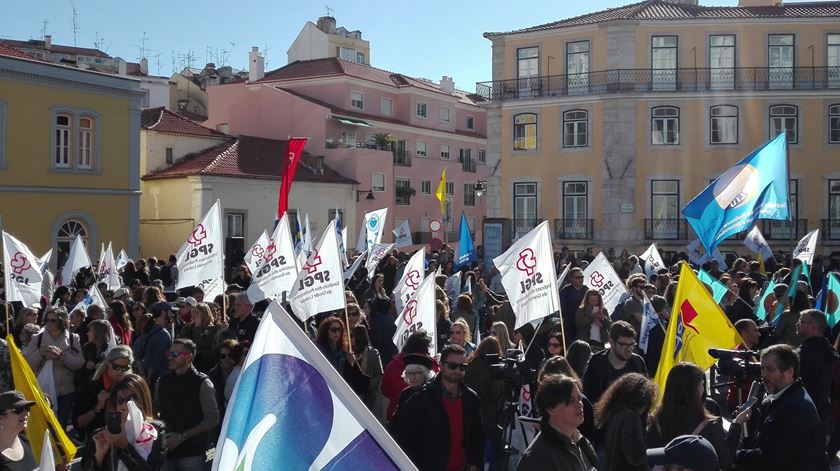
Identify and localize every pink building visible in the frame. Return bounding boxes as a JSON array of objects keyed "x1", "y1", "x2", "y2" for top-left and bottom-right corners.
[{"x1": 205, "y1": 56, "x2": 489, "y2": 246}]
